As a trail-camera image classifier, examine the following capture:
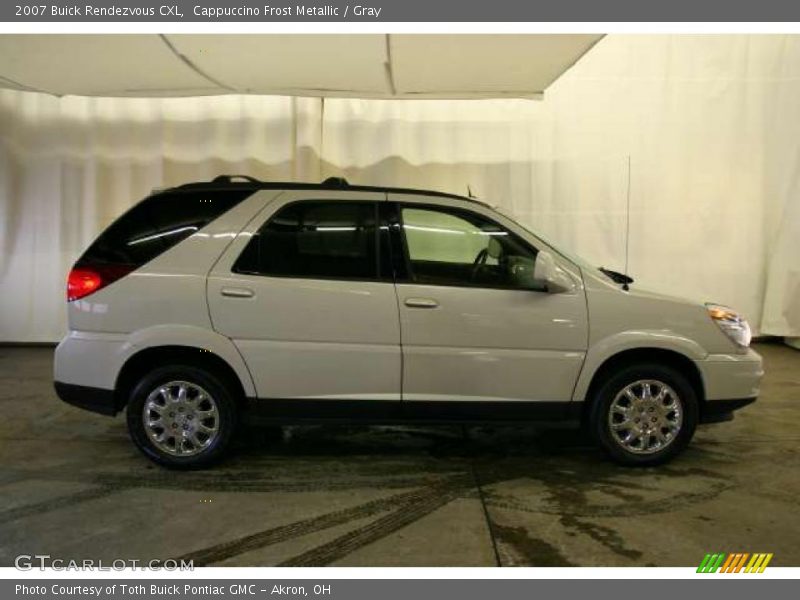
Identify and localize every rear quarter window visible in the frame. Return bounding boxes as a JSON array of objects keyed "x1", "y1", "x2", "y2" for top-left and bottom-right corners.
[{"x1": 78, "y1": 190, "x2": 254, "y2": 268}]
